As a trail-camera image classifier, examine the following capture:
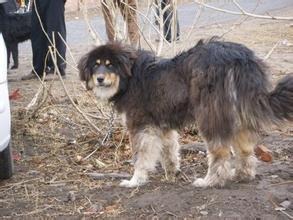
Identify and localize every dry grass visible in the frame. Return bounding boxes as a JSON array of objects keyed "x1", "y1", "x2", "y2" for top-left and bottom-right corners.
[{"x1": 1, "y1": 1, "x2": 293, "y2": 218}]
